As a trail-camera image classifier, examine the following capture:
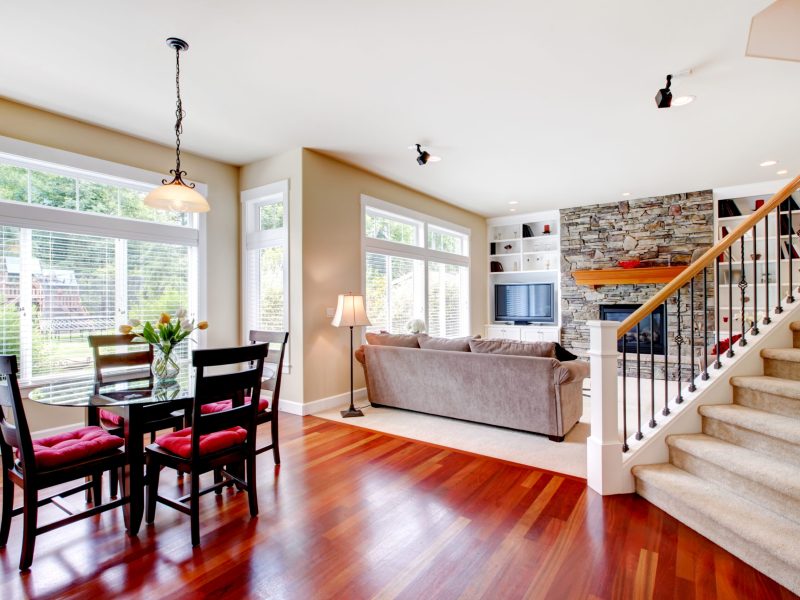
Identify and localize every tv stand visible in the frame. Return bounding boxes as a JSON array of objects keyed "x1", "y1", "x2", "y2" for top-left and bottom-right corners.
[{"x1": 485, "y1": 324, "x2": 560, "y2": 343}]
